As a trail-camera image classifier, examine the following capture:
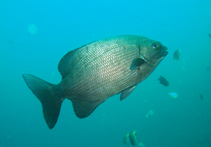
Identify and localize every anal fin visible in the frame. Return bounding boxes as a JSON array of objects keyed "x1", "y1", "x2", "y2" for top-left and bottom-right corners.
[{"x1": 70, "y1": 97, "x2": 104, "y2": 118}]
